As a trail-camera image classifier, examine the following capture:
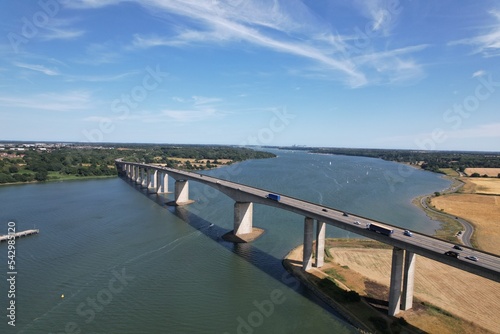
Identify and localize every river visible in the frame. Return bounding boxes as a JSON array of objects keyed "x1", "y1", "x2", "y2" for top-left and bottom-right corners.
[{"x1": 0, "y1": 149, "x2": 450, "y2": 333}]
